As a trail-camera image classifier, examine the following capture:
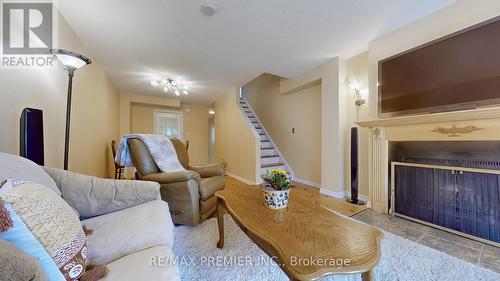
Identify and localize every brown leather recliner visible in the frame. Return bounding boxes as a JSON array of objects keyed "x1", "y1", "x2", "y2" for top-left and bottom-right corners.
[{"x1": 127, "y1": 138, "x2": 225, "y2": 225}]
